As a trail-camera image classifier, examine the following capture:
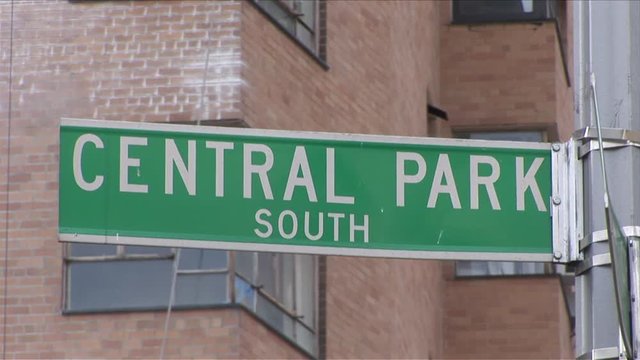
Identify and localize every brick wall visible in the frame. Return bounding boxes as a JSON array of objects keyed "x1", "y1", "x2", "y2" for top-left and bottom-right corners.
[
  {"x1": 238, "y1": 311, "x2": 307, "y2": 359},
  {"x1": 241, "y1": 1, "x2": 445, "y2": 358},
  {"x1": 39, "y1": 309, "x2": 242, "y2": 358},
  {"x1": 443, "y1": 277, "x2": 574, "y2": 359},
  {"x1": 0, "y1": 3, "x2": 13, "y2": 345},
  {"x1": 555, "y1": 0, "x2": 574, "y2": 141},
  {"x1": 325, "y1": 257, "x2": 444, "y2": 358},
  {"x1": 1, "y1": 304, "x2": 306, "y2": 359}
]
